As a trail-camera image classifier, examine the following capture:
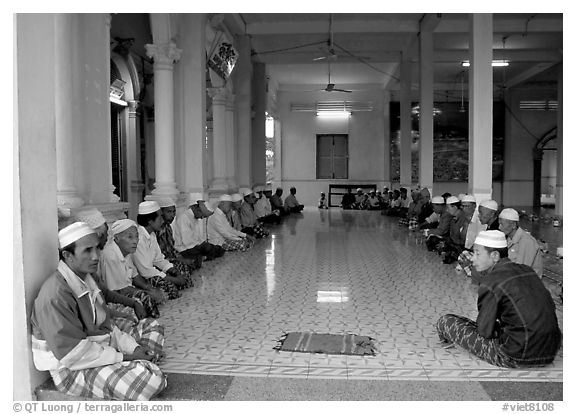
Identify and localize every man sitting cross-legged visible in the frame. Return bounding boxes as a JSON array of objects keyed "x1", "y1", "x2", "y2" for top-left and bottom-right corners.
[
  {"x1": 30, "y1": 222, "x2": 166, "y2": 401},
  {"x1": 207, "y1": 195, "x2": 255, "y2": 252},
  {"x1": 436, "y1": 230, "x2": 561, "y2": 368}
]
